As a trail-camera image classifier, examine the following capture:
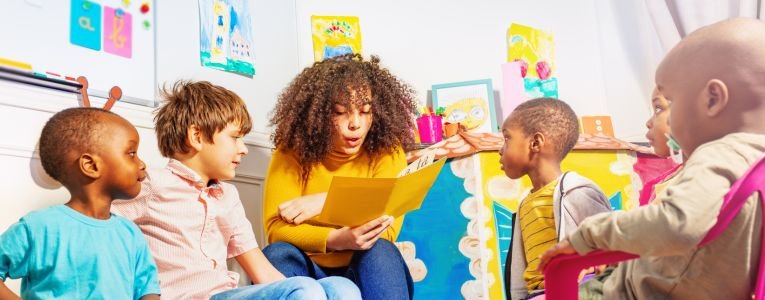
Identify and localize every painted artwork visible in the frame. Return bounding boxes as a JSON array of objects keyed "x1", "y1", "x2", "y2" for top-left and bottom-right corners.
[
  {"x1": 432, "y1": 79, "x2": 497, "y2": 134},
  {"x1": 199, "y1": 0, "x2": 255, "y2": 76},
  {"x1": 507, "y1": 23, "x2": 558, "y2": 98},
  {"x1": 398, "y1": 132, "x2": 670, "y2": 299},
  {"x1": 311, "y1": 16, "x2": 362, "y2": 61}
]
